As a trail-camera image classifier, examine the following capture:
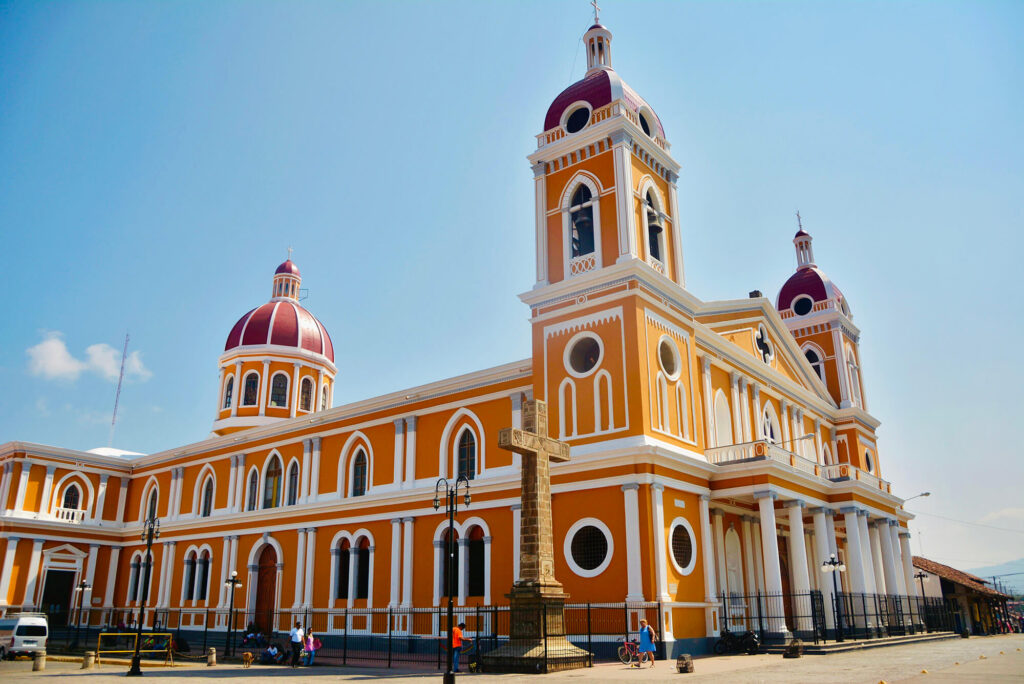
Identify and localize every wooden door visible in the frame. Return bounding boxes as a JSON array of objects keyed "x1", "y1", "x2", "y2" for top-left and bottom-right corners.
[{"x1": 255, "y1": 546, "x2": 277, "y2": 633}]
